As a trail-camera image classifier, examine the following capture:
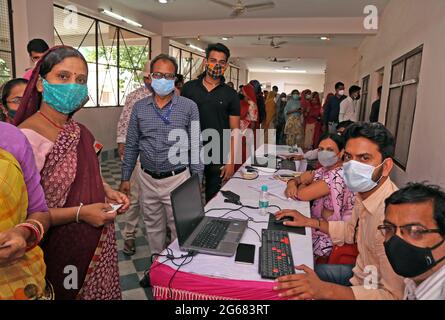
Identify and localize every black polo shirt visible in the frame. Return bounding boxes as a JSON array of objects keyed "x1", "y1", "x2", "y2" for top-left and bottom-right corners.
[{"x1": 182, "y1": 74, "x2": 240, "y2": 164}]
